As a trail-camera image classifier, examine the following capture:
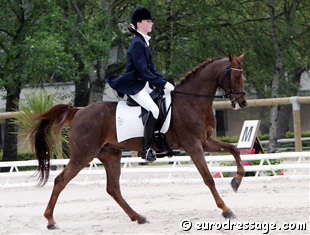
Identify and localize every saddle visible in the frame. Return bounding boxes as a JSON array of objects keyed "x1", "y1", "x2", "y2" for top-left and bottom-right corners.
[{"x1": 126, "y1": 88, "x2": 176, "y2": 157}]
